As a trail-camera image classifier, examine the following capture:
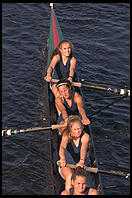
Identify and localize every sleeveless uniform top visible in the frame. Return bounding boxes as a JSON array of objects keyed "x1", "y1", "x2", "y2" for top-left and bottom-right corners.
[
  {"x1": 65, "y1": 134, "x2": 92, "y2": 191},
  {"x1": 57, "y1": 91, "x2": 79, "y2": 124},
  {"x1": 50, "y1": 52, "x2": 73, "y2": 87},
  {"x1": 69, "y1": 187, "x2": 90, "y2": 195},
  {"x1": 59, "y1": 132, "x2": 93, "y2": 188},
  {"x1": 65, "y1": 132, "x2": 89, "y2": 166}
]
